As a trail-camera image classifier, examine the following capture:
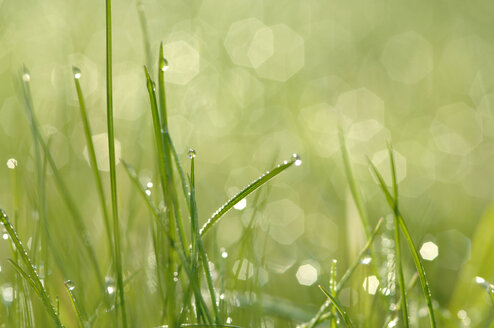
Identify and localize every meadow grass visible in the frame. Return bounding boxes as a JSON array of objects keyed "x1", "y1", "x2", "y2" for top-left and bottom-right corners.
[{"x1": 2, "y1": 1, "x2": 494, "y2": 328}]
